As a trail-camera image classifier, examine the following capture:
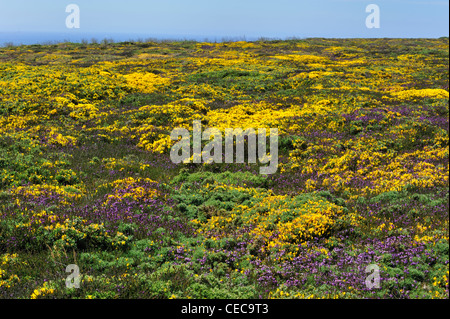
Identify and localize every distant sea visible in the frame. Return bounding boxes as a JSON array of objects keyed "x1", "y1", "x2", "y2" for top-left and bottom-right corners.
[{"x1": 0, "y1": 32, "x2": 265, "y2": 46}]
